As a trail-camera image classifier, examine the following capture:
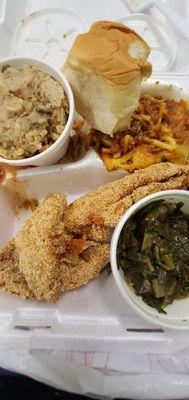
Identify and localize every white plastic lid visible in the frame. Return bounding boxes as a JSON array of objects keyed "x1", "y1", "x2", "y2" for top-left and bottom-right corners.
[
  {"x1": 118, "y1": 14, "x2": 178, "y2": 72},
  {"x1": 13, "y1": 8, "x2": 87, "y2": 68}
]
